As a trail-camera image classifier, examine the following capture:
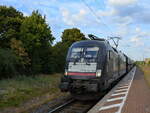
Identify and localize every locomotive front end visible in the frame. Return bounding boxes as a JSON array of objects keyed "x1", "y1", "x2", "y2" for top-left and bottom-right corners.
[{"x1": 60, "y1": 40, "x2": 106, "y2": 95}]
